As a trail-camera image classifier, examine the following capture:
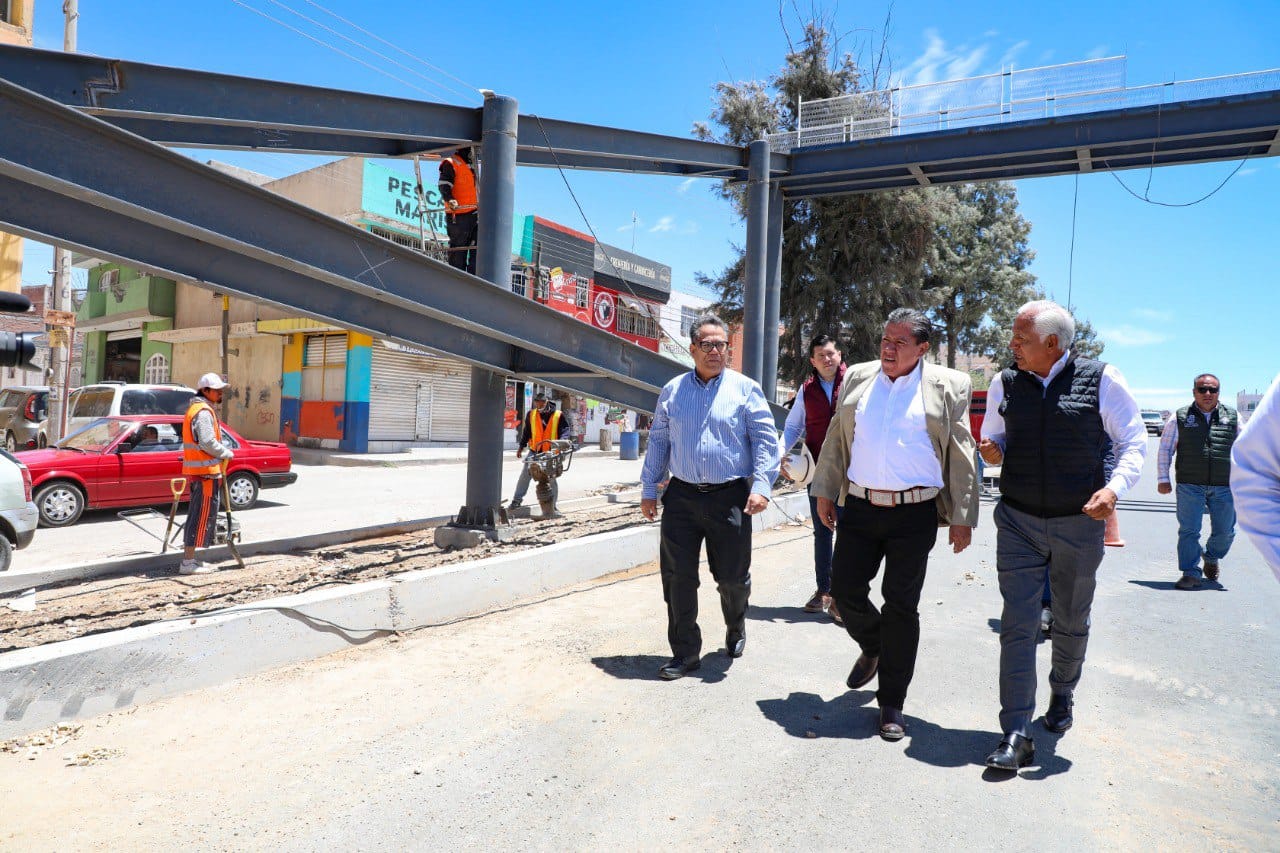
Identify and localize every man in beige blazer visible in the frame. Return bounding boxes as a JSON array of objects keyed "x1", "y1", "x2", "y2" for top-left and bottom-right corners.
[{"x1": 812, "y1": 308, "x2": 979, "y2": 741}]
